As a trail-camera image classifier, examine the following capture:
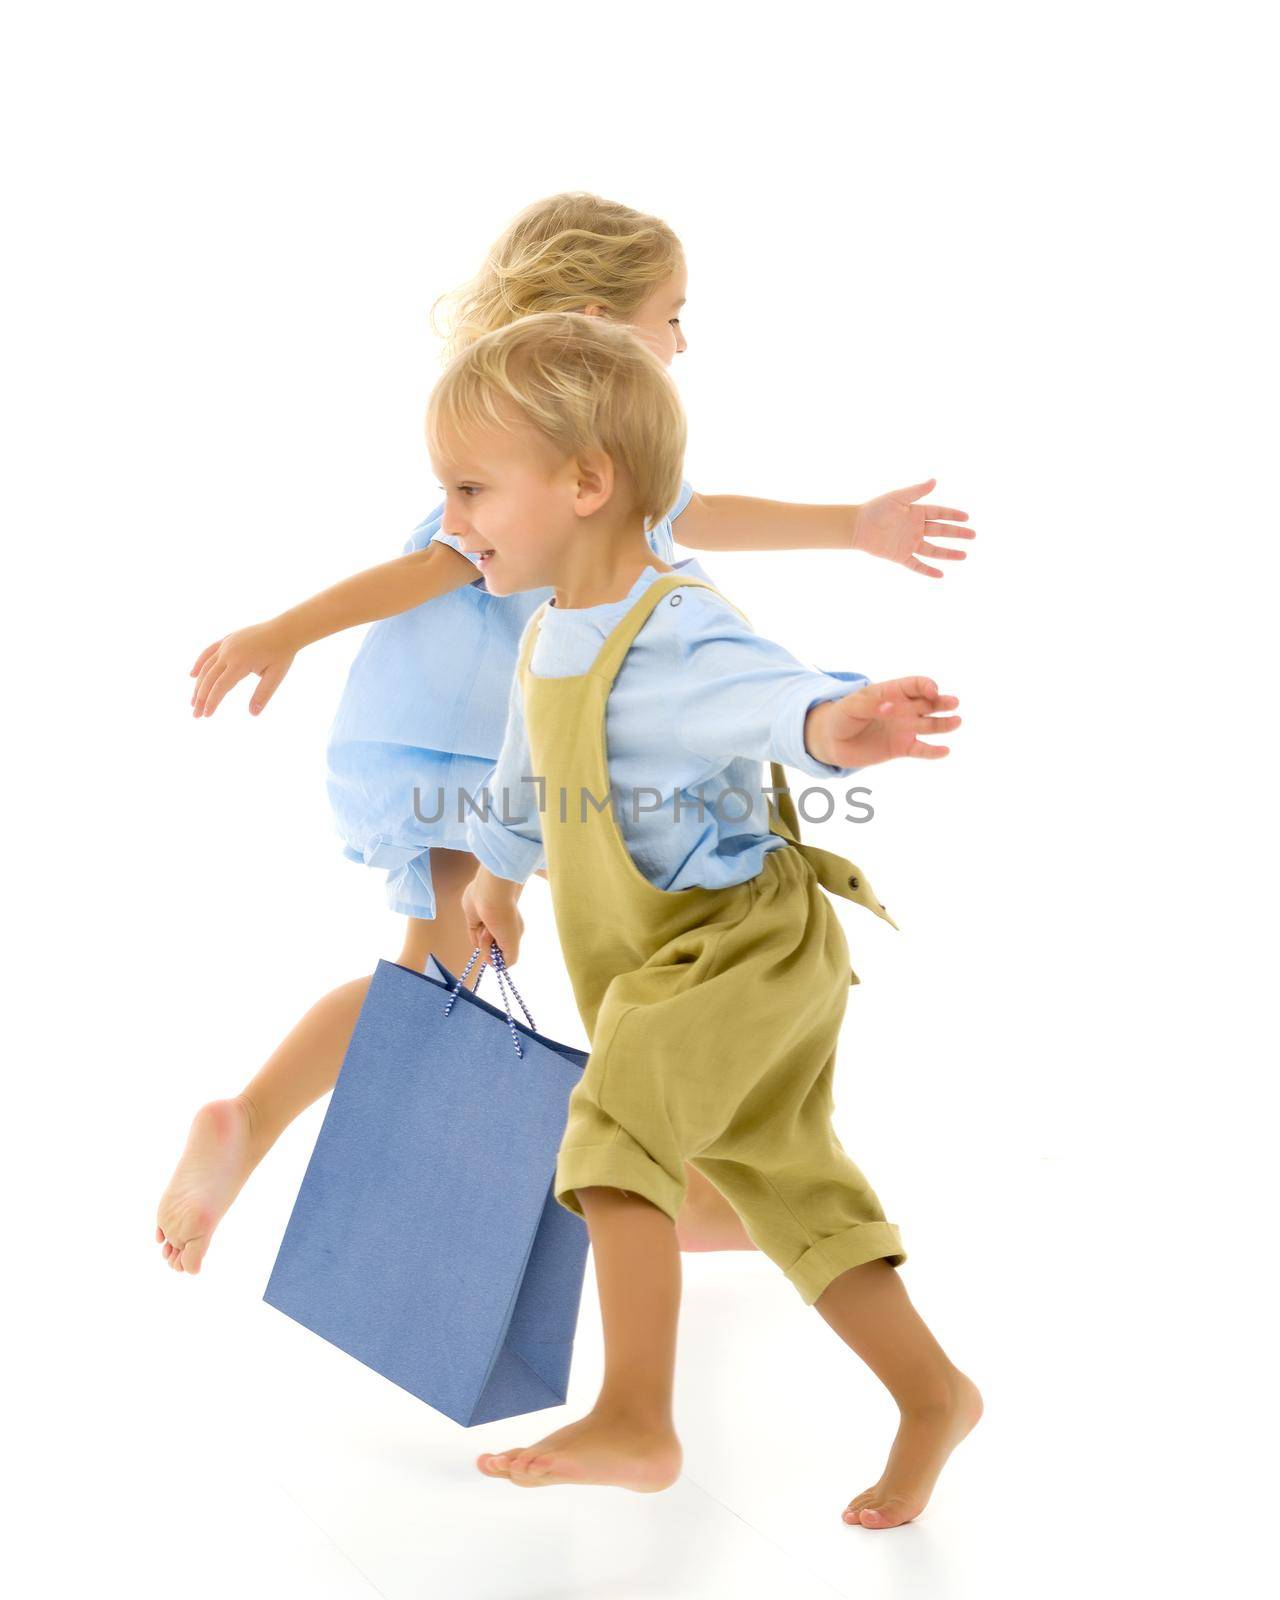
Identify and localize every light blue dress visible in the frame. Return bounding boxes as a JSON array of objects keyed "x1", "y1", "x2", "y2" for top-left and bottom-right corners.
[
  {"x1": 326, "y1": 482, "x2": 695, "y2": 918},
  {"x1": 465, "y1": 558, "x2": 869, "y2": 891}
]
